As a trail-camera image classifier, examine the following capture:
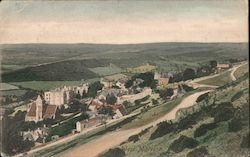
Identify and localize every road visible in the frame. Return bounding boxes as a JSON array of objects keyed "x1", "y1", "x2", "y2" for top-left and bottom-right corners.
[
  {"x1": 186, "y1": 62, "x2": 247, "y2": 89},
  {"x1": 230, "y1": 62, "x2": 247, "y2": 81},
  {"x1": 60, "y1": 90, "x2": 211, "y2": 157}
]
